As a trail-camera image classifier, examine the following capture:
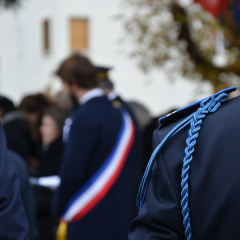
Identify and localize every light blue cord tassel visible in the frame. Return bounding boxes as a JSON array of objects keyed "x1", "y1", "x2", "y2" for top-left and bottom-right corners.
[{"x1": 136, "y1": 92, "x2": 228, "y2": 240}]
